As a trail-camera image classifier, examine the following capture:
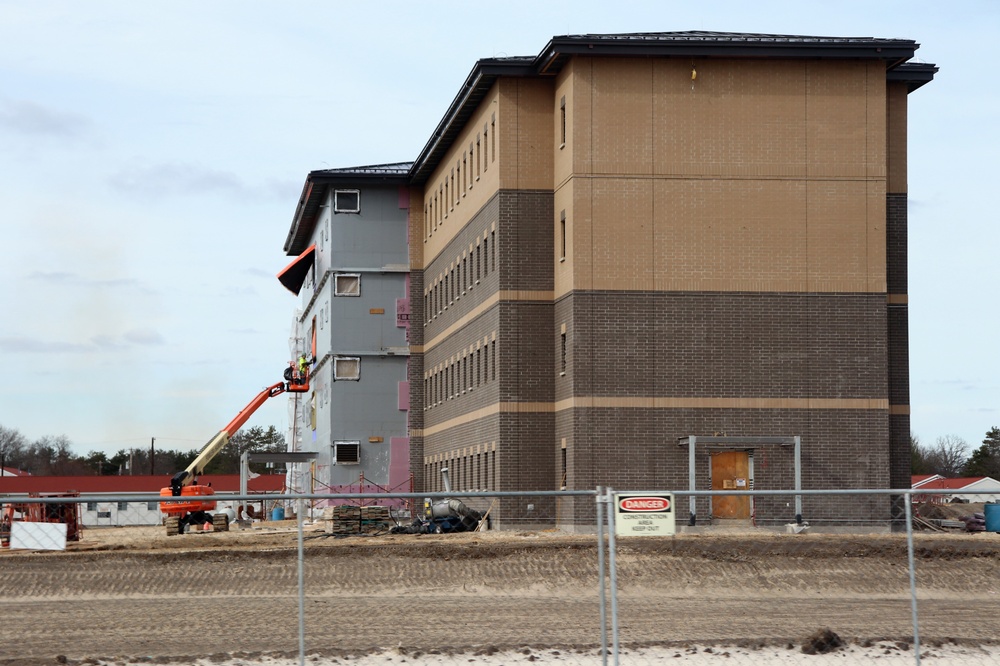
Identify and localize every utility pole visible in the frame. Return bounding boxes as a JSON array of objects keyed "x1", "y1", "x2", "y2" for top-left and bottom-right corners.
[{"x1": 150, "y1": 437, "x2": 155, "y2": 475}]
